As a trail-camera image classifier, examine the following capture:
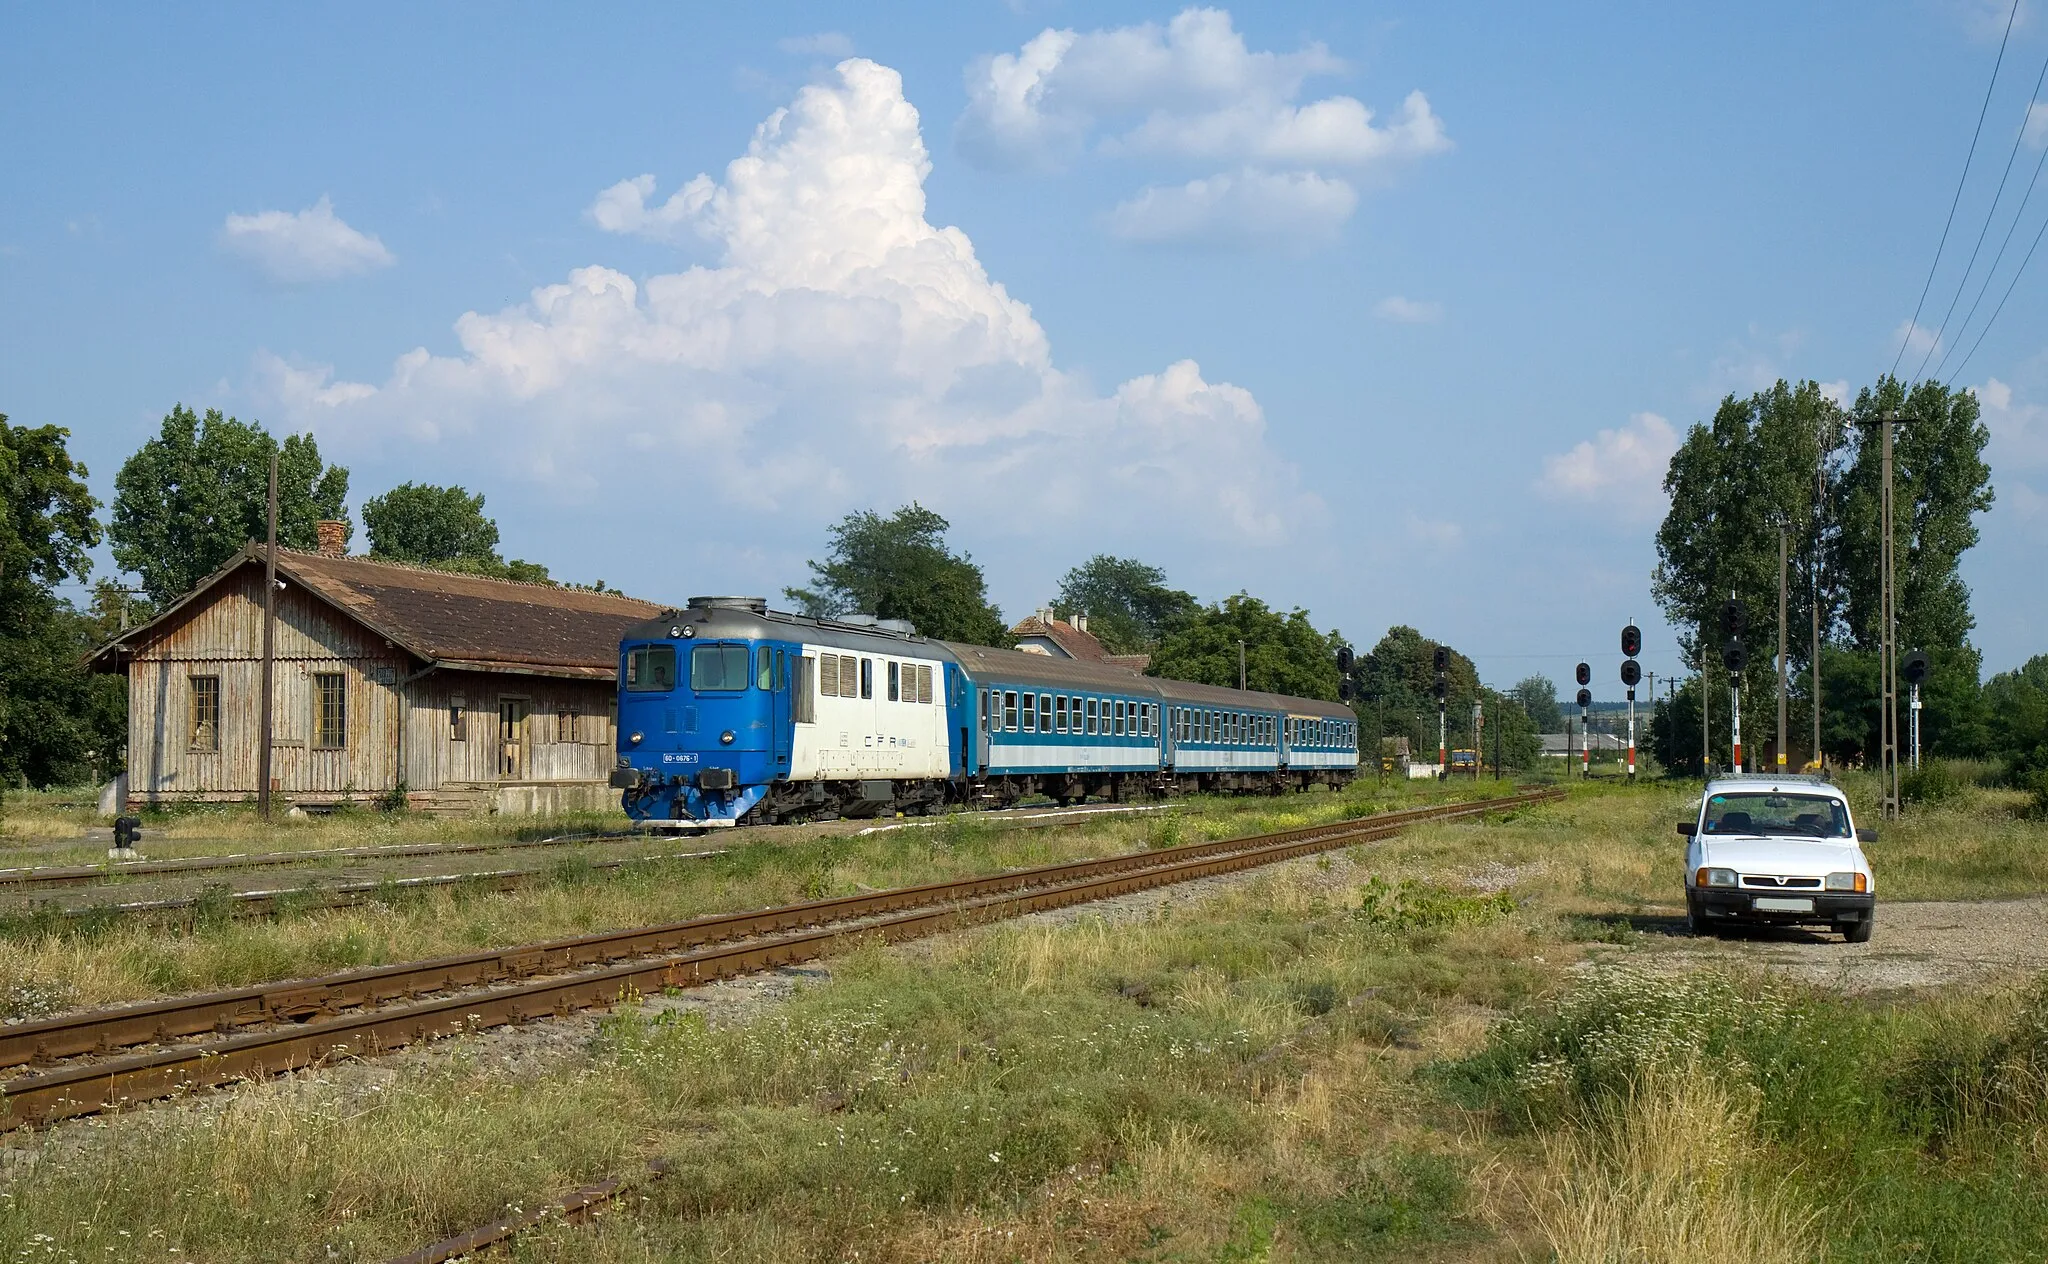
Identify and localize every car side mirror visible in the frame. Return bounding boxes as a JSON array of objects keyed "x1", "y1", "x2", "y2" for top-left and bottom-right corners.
[
  {"x1": 1676, "y1": 822, "x2": 1696, "y2": 837},
  {"x1": 1856, "y1": 827, "x2": 1877, "y2": 844}
]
